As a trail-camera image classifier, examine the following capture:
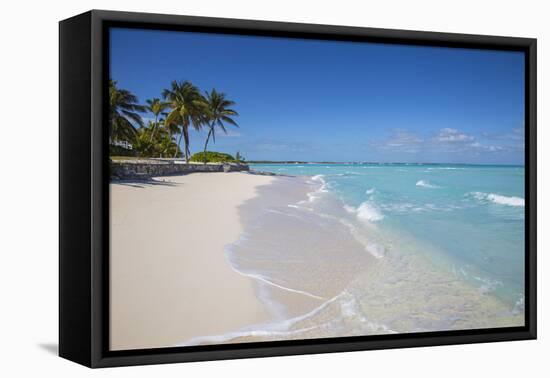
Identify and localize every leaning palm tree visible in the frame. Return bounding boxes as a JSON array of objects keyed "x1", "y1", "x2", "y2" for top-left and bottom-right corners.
[
  {"x1": 162, "y1": 80, "x2": 206, "y2": 161},
  {"x1": 145, "y1": 98, "x2": 170, "y2": 142},
  {"x1": 202, "y1": 89, "x2": 239, "y2": 163},
  {"x1": 109, "y1": 80, "x2": 146, "y2": 143}
]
